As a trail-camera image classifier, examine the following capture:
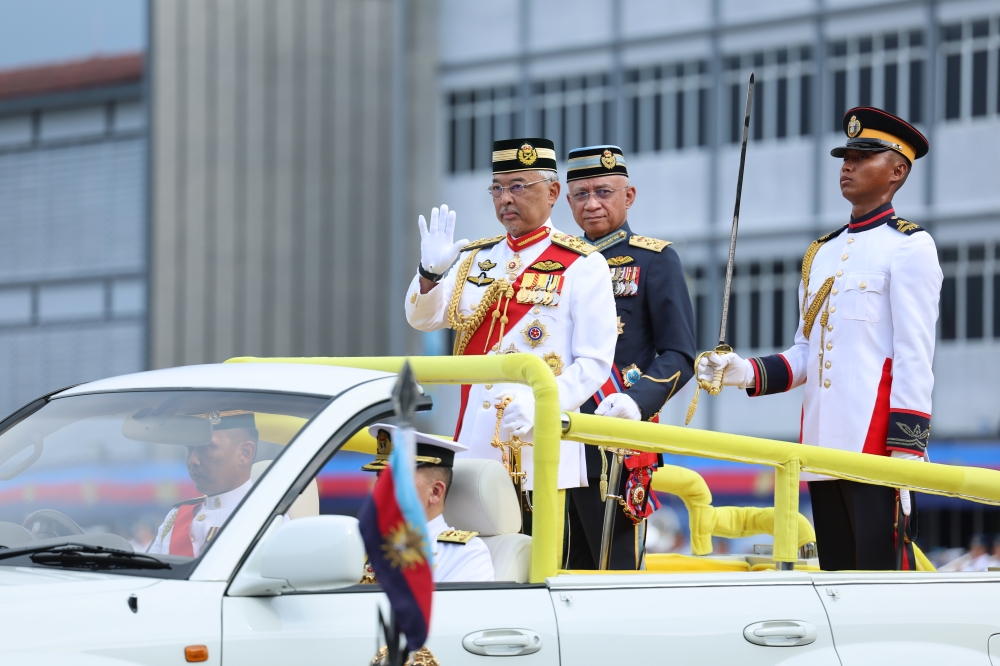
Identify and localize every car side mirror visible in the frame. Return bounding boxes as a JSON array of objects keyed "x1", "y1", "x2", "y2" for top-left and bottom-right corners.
[{"x1": 228, "y1": 516, "x2": 365, "y2": 597}]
